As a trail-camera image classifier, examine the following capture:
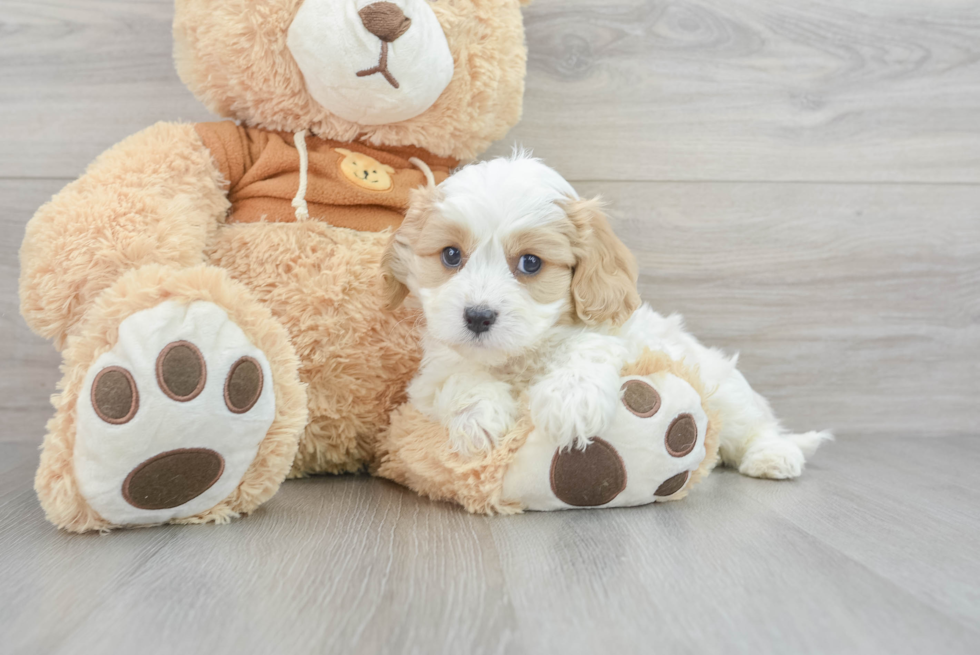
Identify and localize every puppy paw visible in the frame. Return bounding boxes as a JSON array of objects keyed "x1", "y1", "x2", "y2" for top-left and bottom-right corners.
[
  {"x1": 529, "y1": 377, "x2": 619, "y2": 451},
  {"x1": 738, "y1": 439, "x2": 806, "y2": 479},
  {"x1": 447, "y1": 399, "x2": 515, "y2": 457}
]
